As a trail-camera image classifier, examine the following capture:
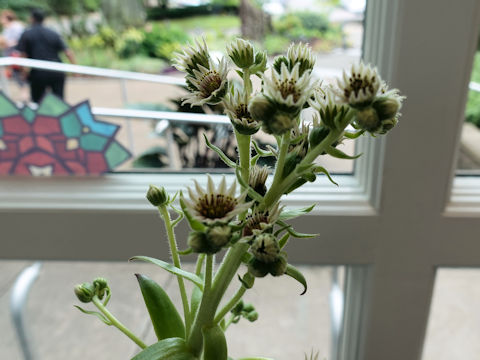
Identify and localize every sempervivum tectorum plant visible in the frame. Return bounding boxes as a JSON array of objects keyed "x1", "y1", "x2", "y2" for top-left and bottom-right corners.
[
  {"x1": 182, "y1": 175, "x2": 252, "y2": 225},
  {"x1": 224, "y1": 87, "x2": 260, "y2": 135}
]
